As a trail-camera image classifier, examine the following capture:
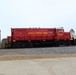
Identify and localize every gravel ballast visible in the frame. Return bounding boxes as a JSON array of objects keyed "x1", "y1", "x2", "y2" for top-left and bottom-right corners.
[{"x1": 0, "y1": 46, "x2": 76, "y2": 55}]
